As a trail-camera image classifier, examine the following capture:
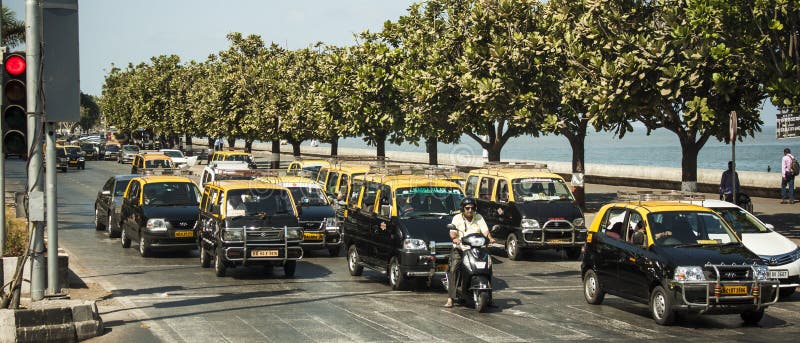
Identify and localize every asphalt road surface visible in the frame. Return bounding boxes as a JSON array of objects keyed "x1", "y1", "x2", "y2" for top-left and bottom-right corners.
[{"x1": 7, "y1": 159, "x2": 799, "y2": 342}]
